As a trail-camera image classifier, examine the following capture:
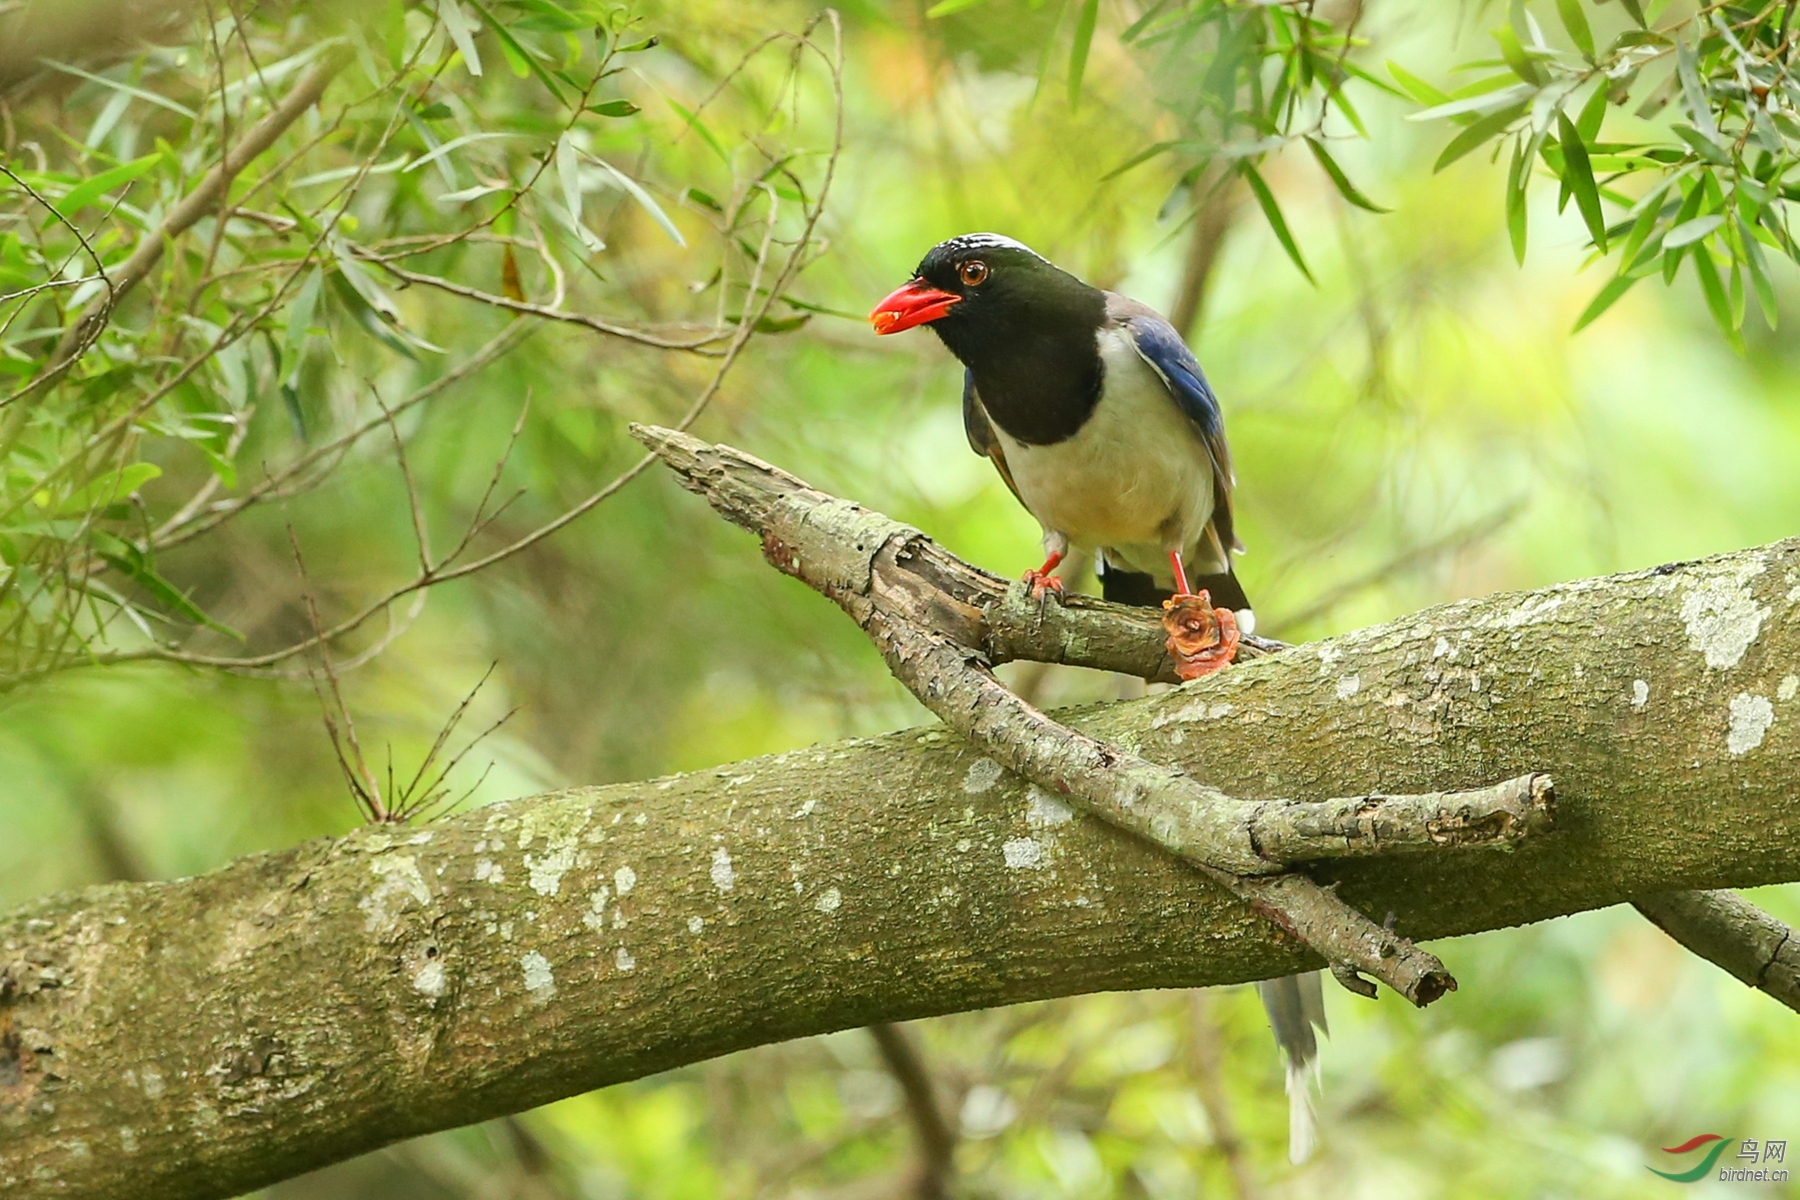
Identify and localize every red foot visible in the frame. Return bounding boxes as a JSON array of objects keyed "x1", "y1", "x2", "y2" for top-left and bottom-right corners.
[
  {"x1": 1162, "y1": 589, "x2": 1240, "y2": 680},
  {"x1": 1023, "y1": 547, "x2": 1066, "y2": 601},
  {"x1": 1022, "y1": 568, "x2": 1066, "y2": 601}
]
